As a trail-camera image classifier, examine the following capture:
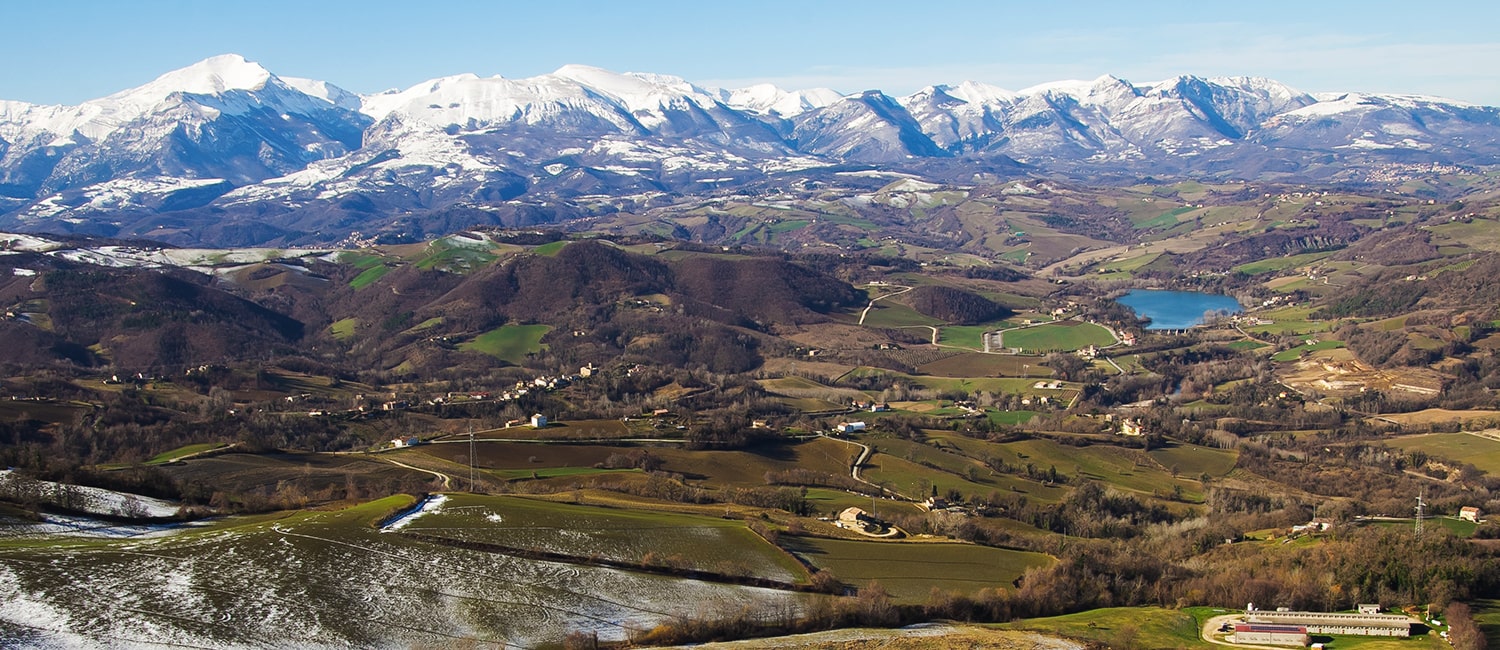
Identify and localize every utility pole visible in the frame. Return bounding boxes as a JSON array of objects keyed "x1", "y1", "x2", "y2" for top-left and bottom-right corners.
[{"x1": 468, "y1": 425, "x2": 476, "y2": 493}]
